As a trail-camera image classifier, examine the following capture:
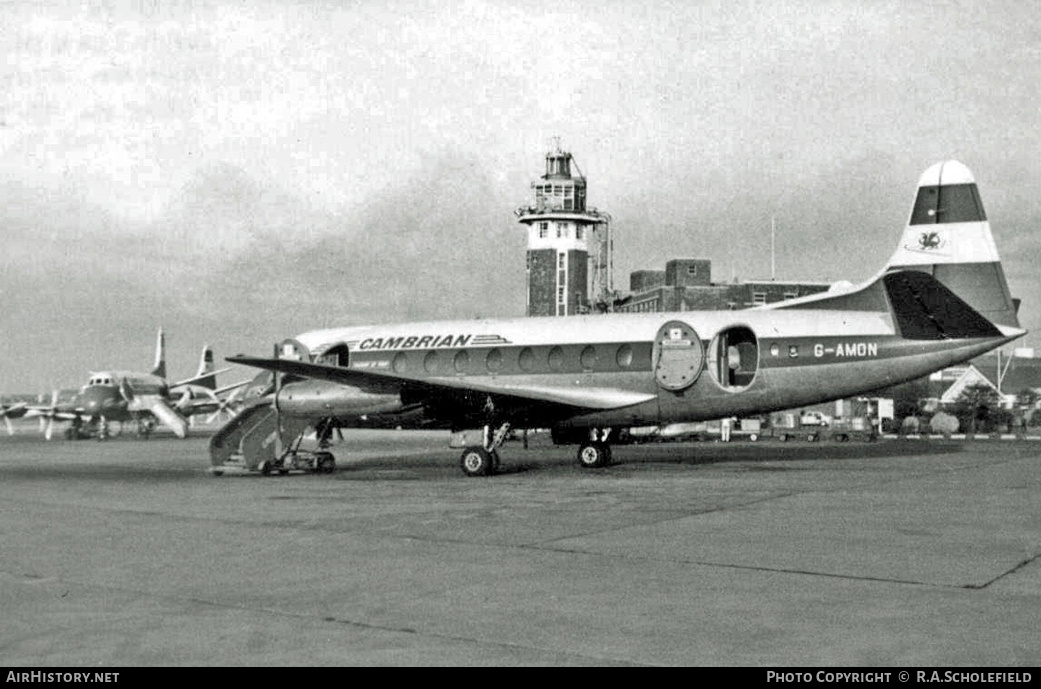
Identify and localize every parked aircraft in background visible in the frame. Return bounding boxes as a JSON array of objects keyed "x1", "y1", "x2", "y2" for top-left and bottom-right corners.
[
  {"x1": 211, "y1": 161, "x2": 1025, "y2": 476},
  {"x1": 30, "y1": 329, "x2": 235, "y2": 440},
  {"x1": 1, "y1": 399, "x2": 30, "y2": 436}
]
